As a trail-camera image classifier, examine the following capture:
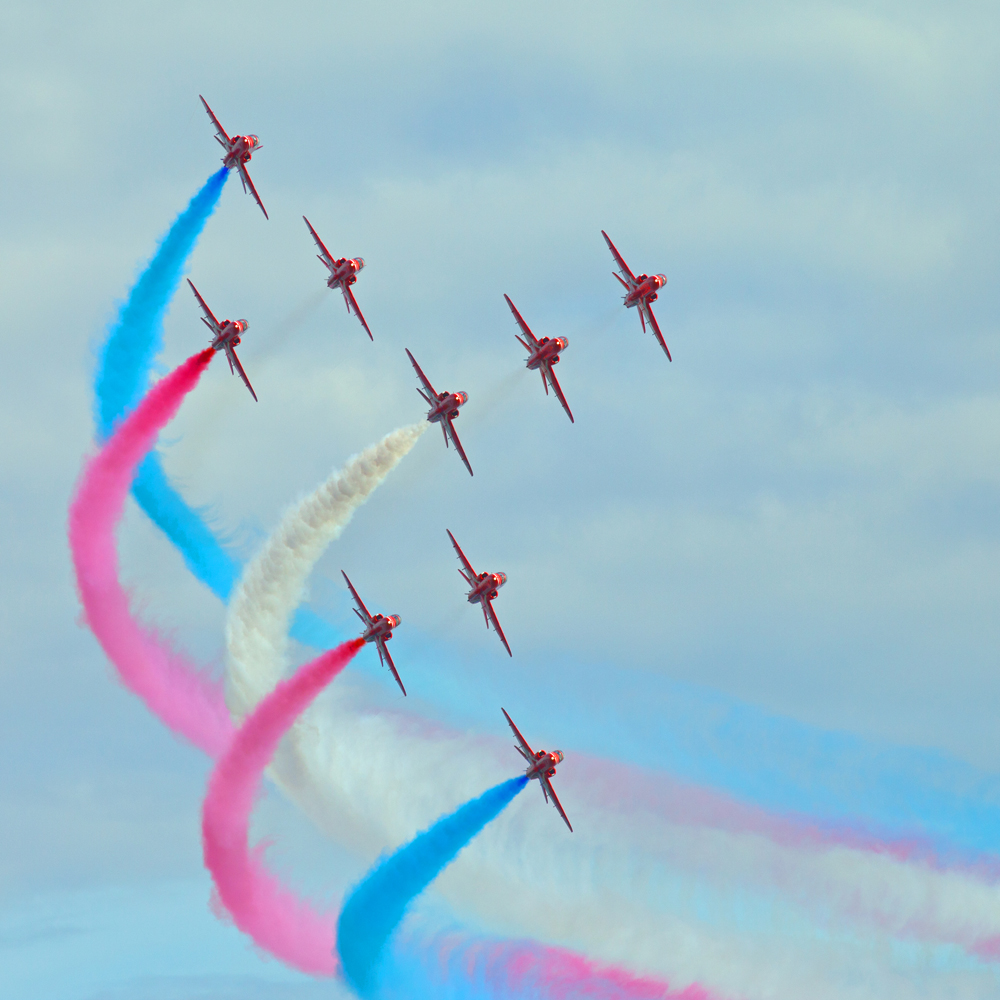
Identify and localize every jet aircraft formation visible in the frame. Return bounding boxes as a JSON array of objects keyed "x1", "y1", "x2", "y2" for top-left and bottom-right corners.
[{"x1": 192, "y1": 96, "x2": 672, "y2": 831}]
